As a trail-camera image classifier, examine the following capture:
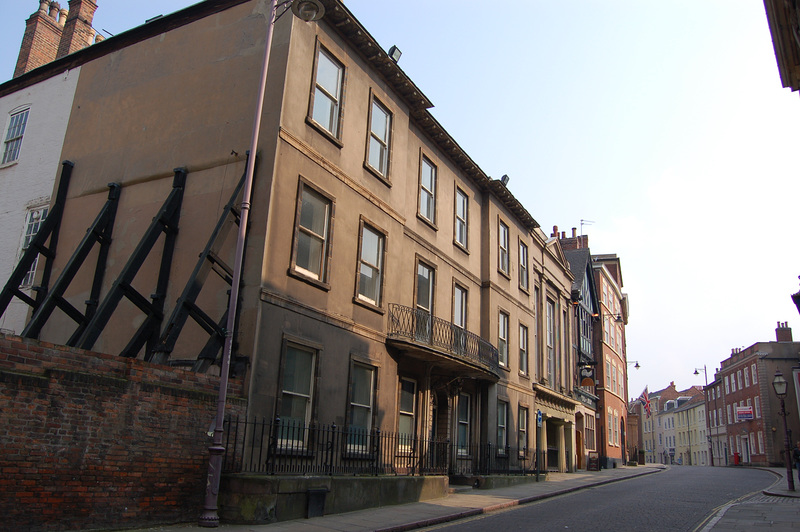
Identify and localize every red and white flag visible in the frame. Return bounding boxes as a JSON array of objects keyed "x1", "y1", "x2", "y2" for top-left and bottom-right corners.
[{"x1": 638, "y1": 387, "x2": 651, "y2": 418}]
